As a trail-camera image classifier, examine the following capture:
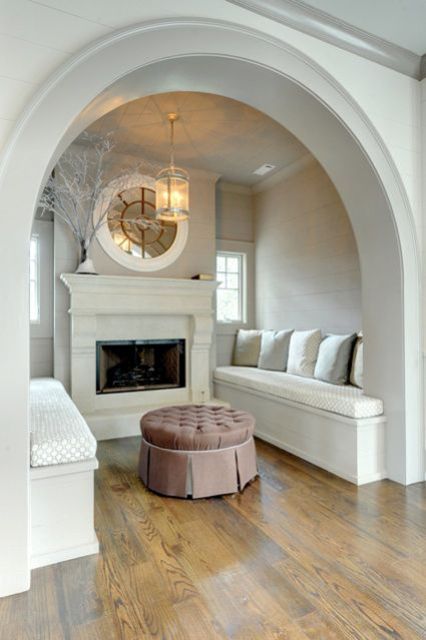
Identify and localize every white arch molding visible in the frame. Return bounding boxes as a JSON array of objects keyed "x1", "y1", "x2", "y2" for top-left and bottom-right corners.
[{"x1": 0, "y1": 19, "x2": 423, "y2": 596}]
